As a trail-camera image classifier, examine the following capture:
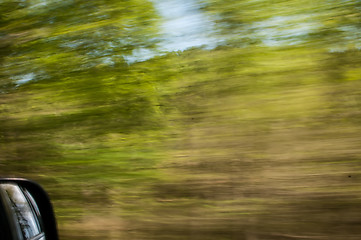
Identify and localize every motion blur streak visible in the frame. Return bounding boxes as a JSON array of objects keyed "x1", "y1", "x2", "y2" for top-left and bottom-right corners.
[{"x1": 1, "y1": 0, "x2": 361, "y2": 239}]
